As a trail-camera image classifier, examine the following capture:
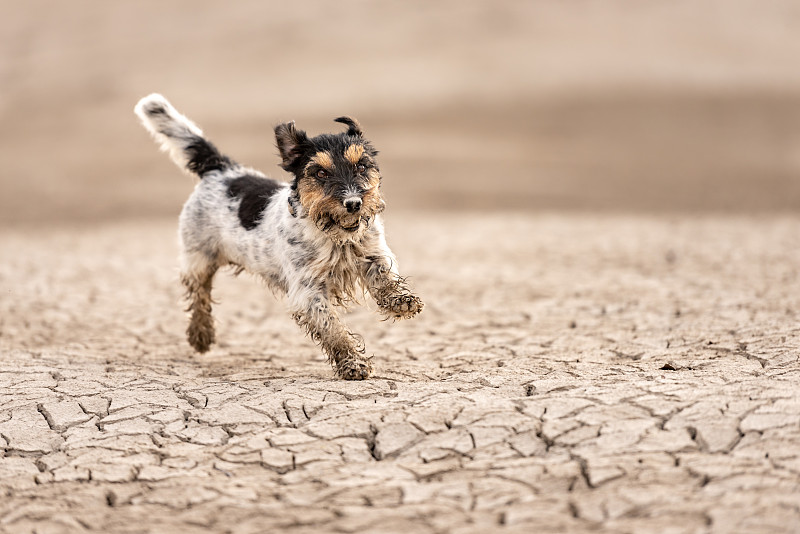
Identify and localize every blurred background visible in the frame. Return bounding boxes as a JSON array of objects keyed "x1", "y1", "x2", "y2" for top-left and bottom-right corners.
[{"x1": 2, "y1": 0, "x2": 800, "y2": 227}]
